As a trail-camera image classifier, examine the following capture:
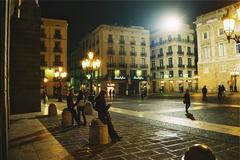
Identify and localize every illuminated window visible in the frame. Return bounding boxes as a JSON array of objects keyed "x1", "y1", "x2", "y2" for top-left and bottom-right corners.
[{"x1": 218, "y1": 43, "x2": 224, "y2": 57}]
